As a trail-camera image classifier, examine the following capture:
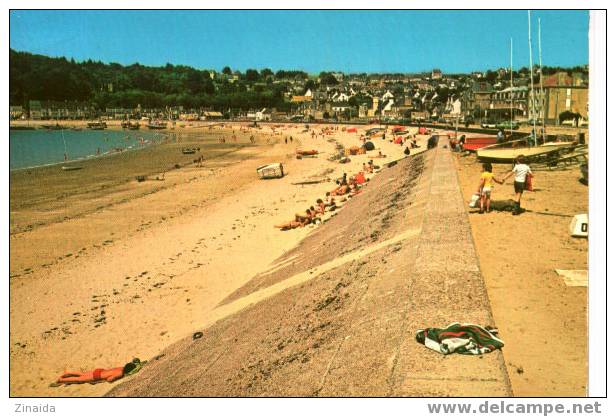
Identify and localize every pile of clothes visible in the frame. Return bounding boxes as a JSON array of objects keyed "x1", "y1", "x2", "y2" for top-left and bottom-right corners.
[{"x1": 415, "y1": 323, "x2": 504, "y2": 355}]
